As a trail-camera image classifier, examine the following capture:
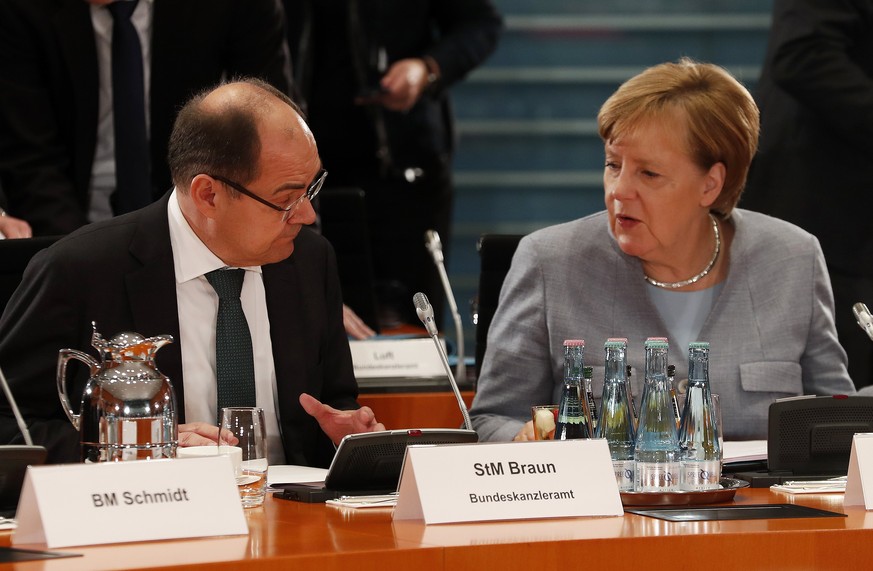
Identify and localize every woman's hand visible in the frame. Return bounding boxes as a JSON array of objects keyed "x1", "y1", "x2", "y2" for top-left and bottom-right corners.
[{"x1": 513, "y1": 420, "x2": 535, "y2": 441}]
